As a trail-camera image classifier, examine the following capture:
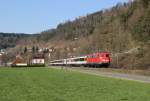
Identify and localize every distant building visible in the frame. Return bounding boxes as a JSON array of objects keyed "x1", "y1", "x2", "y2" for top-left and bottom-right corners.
[
  {"x1": 31, "y1": 53, "x2": 45, "y2": 66},
  {"x1": 0, "y1": 49, "x2": 6, "y2": 54},
  {"x1": 12, "y1": 55, "x2": 27, "y2": 67}
]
